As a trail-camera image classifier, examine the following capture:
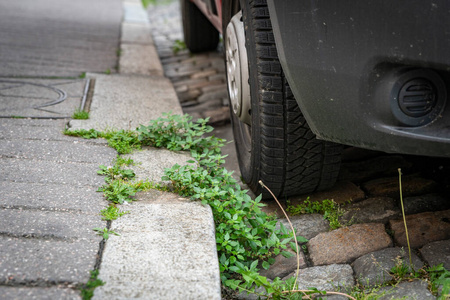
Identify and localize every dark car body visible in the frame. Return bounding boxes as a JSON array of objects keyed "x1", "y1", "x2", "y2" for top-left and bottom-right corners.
[{"x1": 192, "y1": 0, "x2": 450, "y2": 157}]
